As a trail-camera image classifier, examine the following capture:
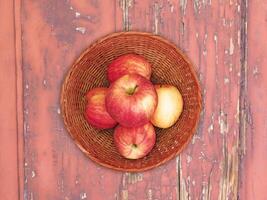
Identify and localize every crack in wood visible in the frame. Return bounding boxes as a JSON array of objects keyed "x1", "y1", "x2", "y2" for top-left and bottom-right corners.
[
  {"x1": 238, "y1": 0, "x2": 248, "y2": 158},
  {"x1": 176, "y1": 156, "x2": 181, "y2": 200},
  {"x1": 237, "y1": 0, "x2": 249, "y2": 197}
]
